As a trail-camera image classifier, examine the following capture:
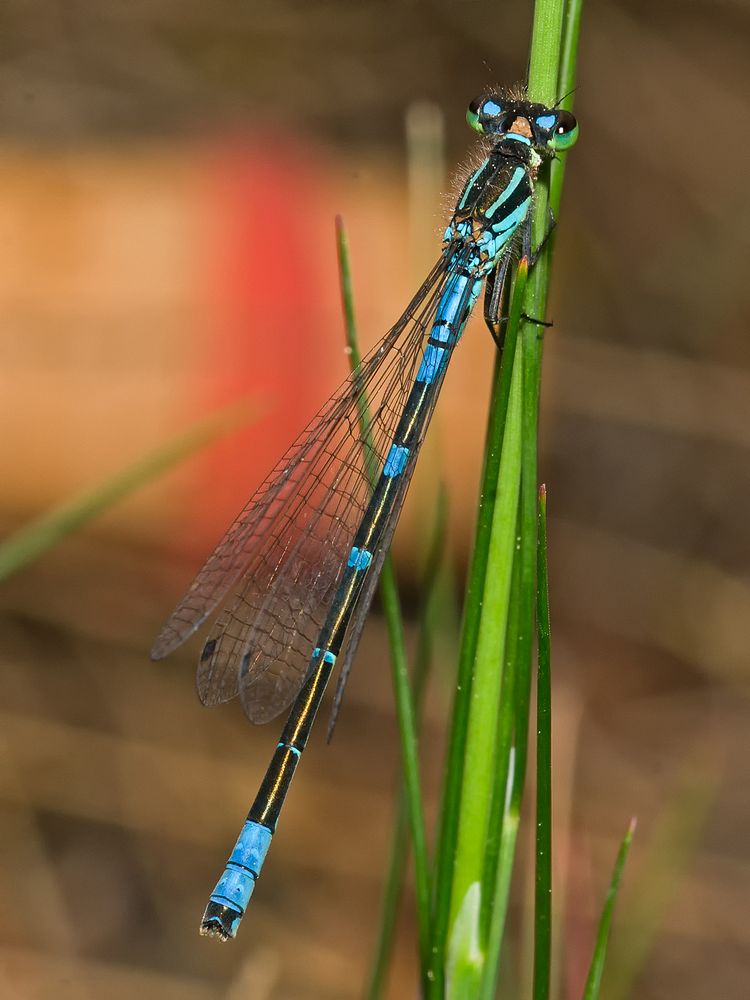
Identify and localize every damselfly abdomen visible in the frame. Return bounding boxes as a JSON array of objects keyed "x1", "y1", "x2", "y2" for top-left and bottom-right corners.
[{"x1": 151, "y1": 90, "x2": 578, "y2": 940}]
